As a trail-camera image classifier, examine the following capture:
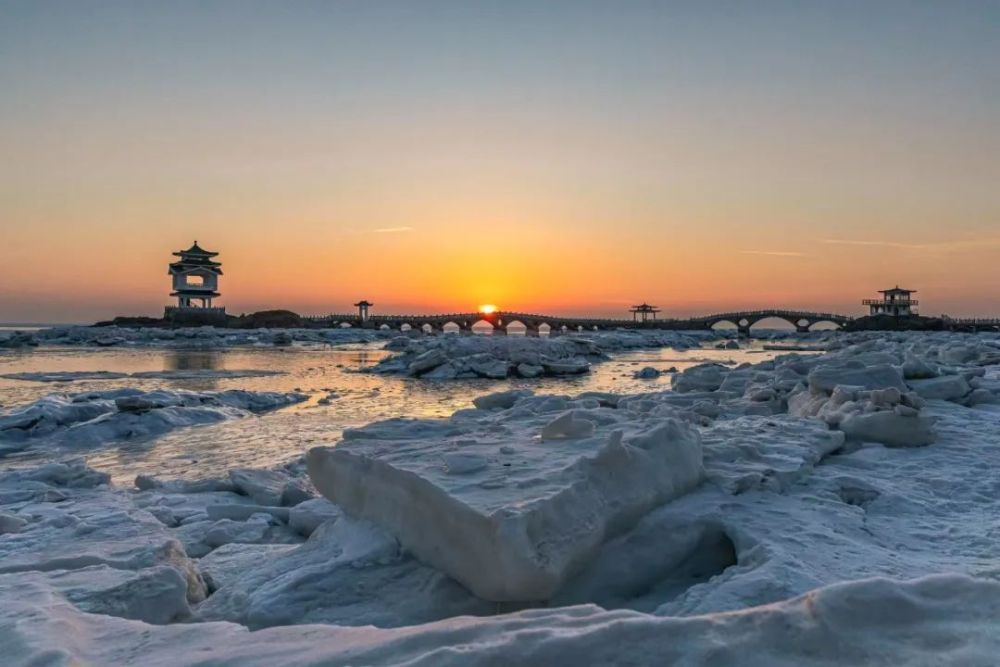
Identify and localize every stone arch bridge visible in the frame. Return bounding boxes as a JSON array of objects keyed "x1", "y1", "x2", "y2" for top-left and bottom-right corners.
[{"x1": 303, "y1": 309, "x2": 853, "y2": 335}]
